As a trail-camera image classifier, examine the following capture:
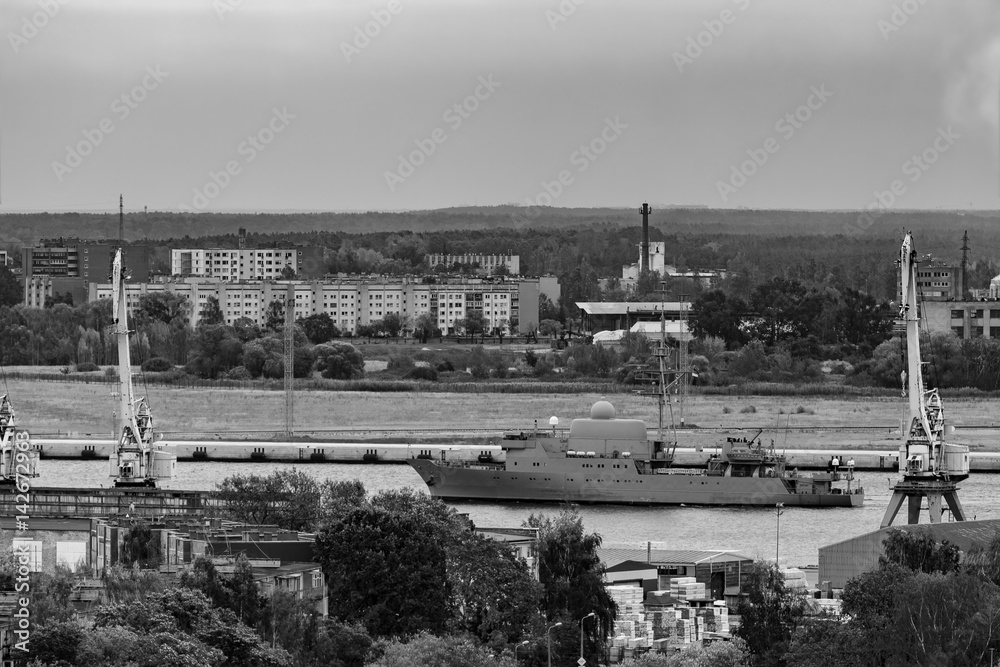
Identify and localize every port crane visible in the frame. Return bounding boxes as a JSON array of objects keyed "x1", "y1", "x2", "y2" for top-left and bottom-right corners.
[
  {"x1": 108, "y1": 248, "x2": 176, "y2": 487},
  {"x1": 0, "y1": 395, "x2": 39, "y2": 484},
  {"x1": 881, "y1": 232, "x2": 969, "y2": 527}
]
